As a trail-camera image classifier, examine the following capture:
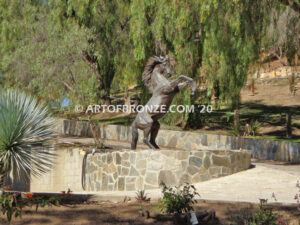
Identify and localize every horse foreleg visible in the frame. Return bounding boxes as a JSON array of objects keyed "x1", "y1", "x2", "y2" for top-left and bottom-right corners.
[
  {"x1": 170, "y1": 75, "x2": 197, "y2": 95},
  {"x1": 150, "y1": 121, "x2": 160, "y2": 149},
  {"x1": 170, "y1": 75, "x2": 193, "y2": 87},
  {"x1": 177, "y1": 81, "x2": 189, "y2": 90}
]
